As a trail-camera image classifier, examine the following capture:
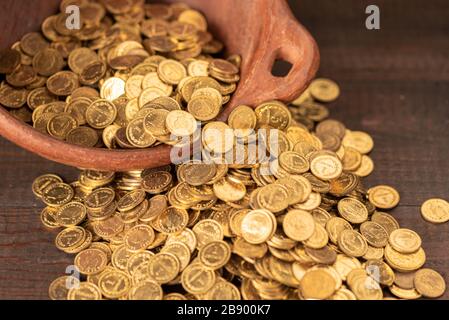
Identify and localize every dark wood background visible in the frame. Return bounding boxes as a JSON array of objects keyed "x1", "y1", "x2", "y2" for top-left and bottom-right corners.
[{"x1": 0, "y1": 0, "x2": 448, "y2": 299}]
